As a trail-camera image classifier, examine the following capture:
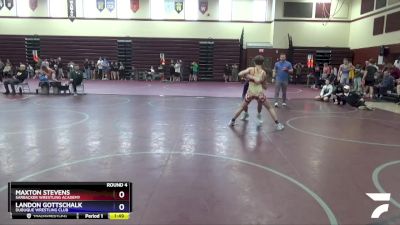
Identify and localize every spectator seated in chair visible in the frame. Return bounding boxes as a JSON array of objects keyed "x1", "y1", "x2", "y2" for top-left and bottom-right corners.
[
  {"x1": 3, "y1": 64, "x2": 28, "y2": 95},
  {"x1": 376, "y1": 69, "x2": 395, "y2": 100},
  {"x1": 69, "y1": 64, "x2": 84, "y2": 96},
  {"x1": 314, "y1": 79, "x2": 333, "y2": 102}
]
